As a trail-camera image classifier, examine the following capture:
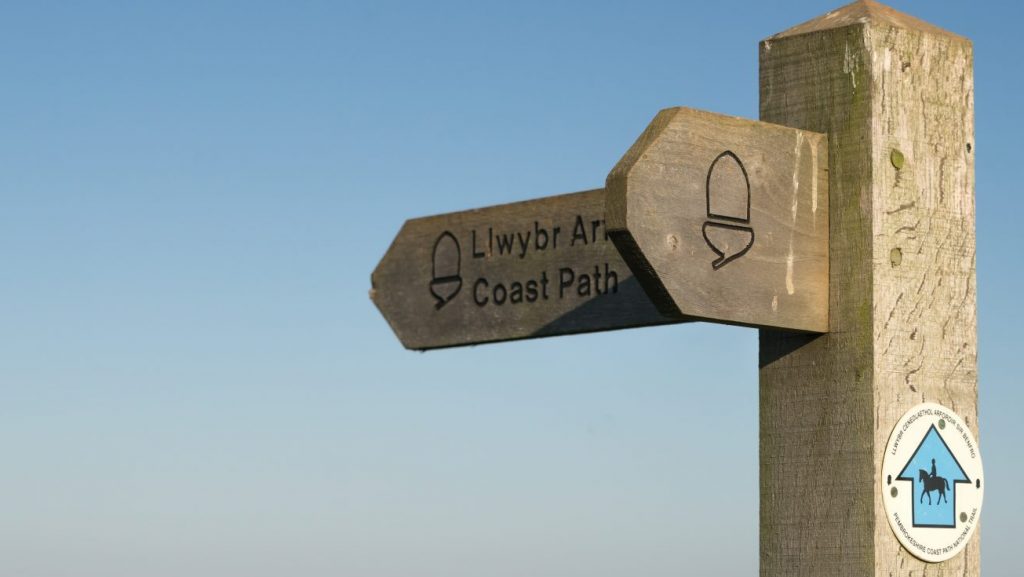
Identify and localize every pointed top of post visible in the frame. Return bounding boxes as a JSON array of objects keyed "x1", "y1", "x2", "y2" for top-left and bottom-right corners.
[{"x1": 767, "y1": 0, "x2": 966, "y2": 41}]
